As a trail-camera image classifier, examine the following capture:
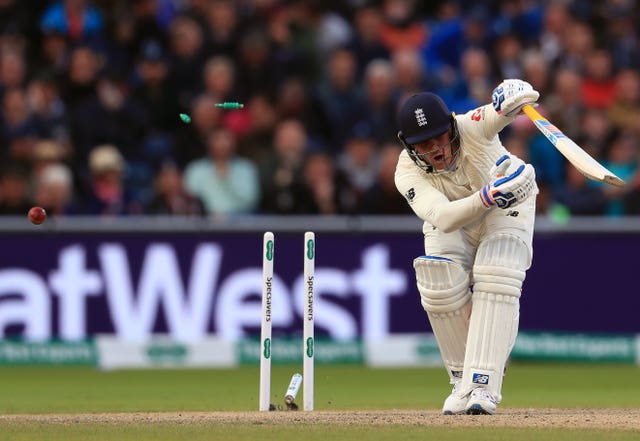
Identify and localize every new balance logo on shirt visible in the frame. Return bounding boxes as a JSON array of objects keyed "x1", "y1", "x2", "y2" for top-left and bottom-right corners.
[{"x1": 405, "y1": 187, "x2": 415, "y2": 202}]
